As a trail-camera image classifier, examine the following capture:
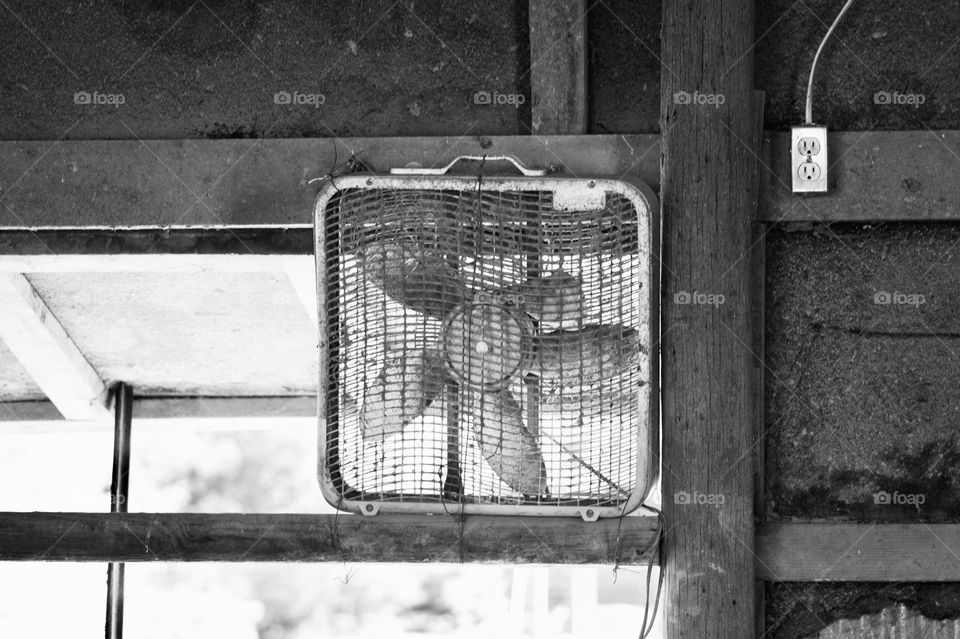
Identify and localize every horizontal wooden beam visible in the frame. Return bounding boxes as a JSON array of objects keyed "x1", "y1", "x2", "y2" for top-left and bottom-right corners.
[
  {"x1": 134, "y1": 396, "x2": 316, "y2": 419},
  {"x1": 760, "y1": 130, "x2": 960, "y2": 222},
  {"x1": 0, "y1": 416, "x2": 313, "y2": 435},
  {"x1": 0, "y1": 227, "x2": 314, "y2": 273},
  {"x1": 0, "y1": 512, "x2": 660, "y2": 564},
  {"x1": 0, "y1": 274, "x2": 110, "y2": 420},
  {"x1": 0, "y1": 136, "x2": 660, "y2": 229},
  {"x1": 4, "y1": 132, "x2": 960, "y2": 228},
  {"x1": 1, "y1": 396, "x2": 317, "y2": 426},
  {"x1": 7, "y1": 515, "x2": 959, "y2": 576},
  {"x1": 0, "y1": 226, "x2": 312, "y2": 256},
  {"x1": 756, "y1": 523, "x2": 960, "y2": 581},
  {"x1": 0, "y1": 253, "x2": 314, "y2": 273}
]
